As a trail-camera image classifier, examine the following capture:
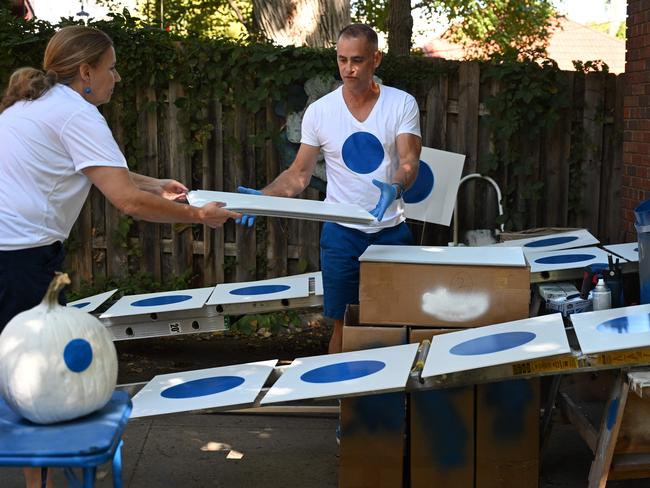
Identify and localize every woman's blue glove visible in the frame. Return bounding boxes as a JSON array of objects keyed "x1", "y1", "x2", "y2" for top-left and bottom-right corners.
[
  {"x1": 369, "y1": 179, "x2": 397, "y2": 222},
  {"x1": 236, "y1": 186, "x2": 262, "y2": 227}
]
